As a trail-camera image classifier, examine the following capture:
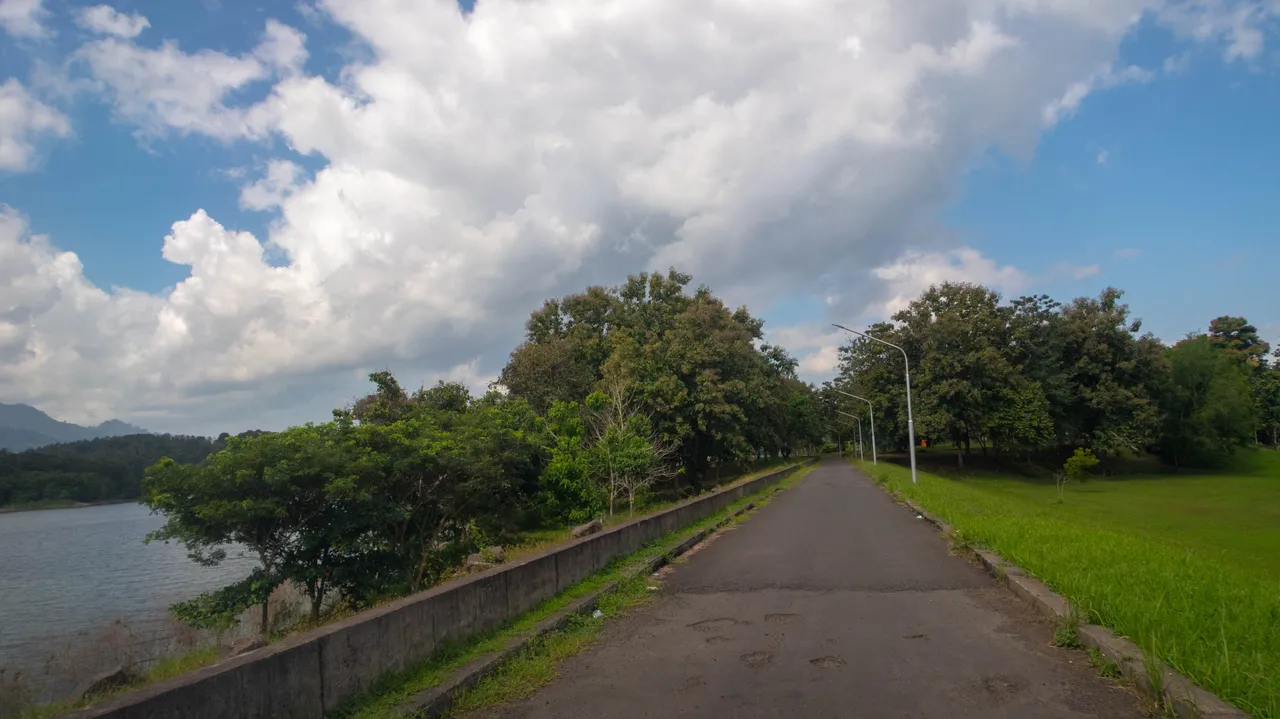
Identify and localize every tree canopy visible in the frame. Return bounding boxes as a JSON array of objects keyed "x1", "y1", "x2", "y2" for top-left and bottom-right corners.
[{"x1": 828, "y1": 283, "x2": 1277, "y2": 469}]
